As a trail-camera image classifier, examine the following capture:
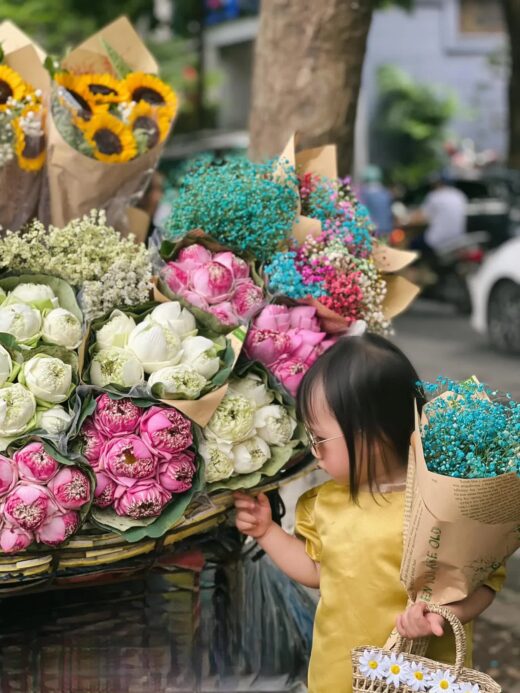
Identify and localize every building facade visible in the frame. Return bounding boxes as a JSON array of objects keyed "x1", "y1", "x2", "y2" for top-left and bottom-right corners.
[{"x1": 204, "y1": 0, "x2": 508, "y2": 166}]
